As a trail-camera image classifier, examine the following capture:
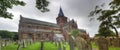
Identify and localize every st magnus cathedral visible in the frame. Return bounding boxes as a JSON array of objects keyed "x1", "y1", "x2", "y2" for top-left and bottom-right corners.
[{"x1": 18, "y1": 7, "x2": 89, "y2": 41}]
